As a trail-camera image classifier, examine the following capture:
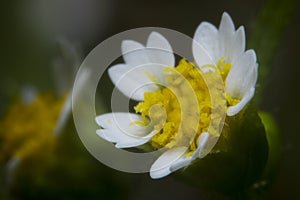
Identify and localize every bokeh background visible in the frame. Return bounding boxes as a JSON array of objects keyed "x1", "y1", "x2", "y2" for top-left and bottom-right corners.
[{"x1": 0, "y1": 0, "x2": 300, "y2": 199}]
